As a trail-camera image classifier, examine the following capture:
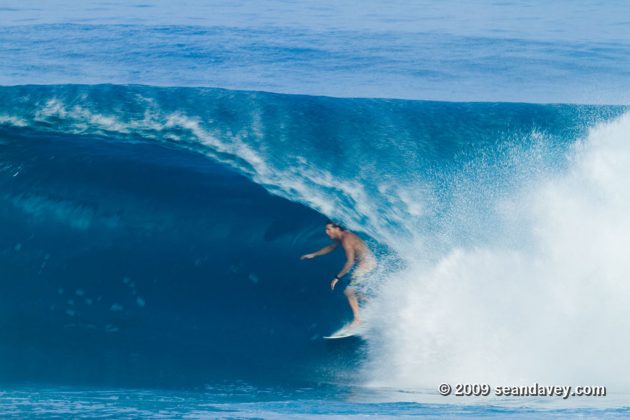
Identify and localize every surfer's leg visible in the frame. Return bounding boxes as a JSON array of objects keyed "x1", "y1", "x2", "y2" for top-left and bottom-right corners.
[
  {"x1": 344, "y1": 287, "x2": 361, "y2": 328},
  {"x1": 349, "y1": 272, "x2": 370, "y2": 306}
]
